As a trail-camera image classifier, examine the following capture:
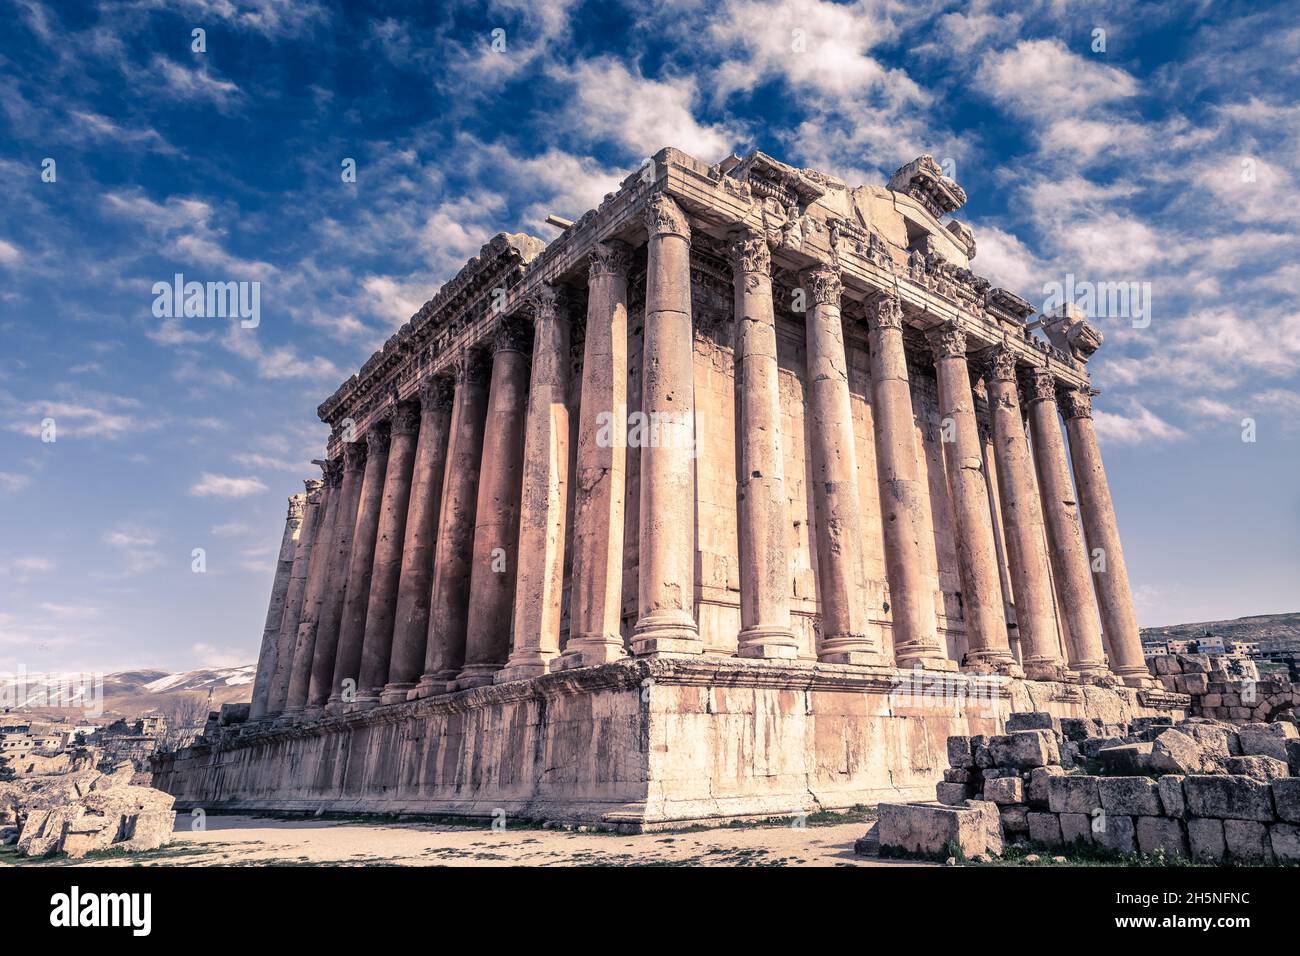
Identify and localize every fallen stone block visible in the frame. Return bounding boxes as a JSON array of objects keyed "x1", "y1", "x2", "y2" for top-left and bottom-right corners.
[
  {"x1": 1269, "y1": 823, "x2": 1300, "y2": 863},
  {"x1": 1238, "y1": 728, "x2": 1292, "y2": 762},
  {"x1": 1006, "y1": 712, "x2": 1060, "y2": 734},
  {"x1": 1136, "y1": 816, "x2": 1188, "y2": 858},
  {"x1": 876, "y1": 801, "x2": 1003, "y2": 859},
  {"x1": 1098, "y1": 777, "x2": 1162, "y2": 816},
  {"x1": 1094, "y1": 812, "x2": 1135, "y2": 854},
  {"x1": 1176, "y1": 722, "x2": 1235, "y2": 758},
  {"x1": 1048, "y1": 775, "x2": 1101, "y2": 814},
  {"x1": 1151, "y1": 729, "x2": 1207, "y2": 774},
  {"x1": 943, "y1": 768, "x2": 972, "y2": 784},
  {"x1": 1027, "y1": 811, "x2": 1062, "y2": 847},
  {"x1": 1099, "y1": 742, "x2": 1154, "y2": 774},
  {"x1": 1060, "y1": 717, "x2": 1103, "y2": 742},
  {"x1": 1183, "y1": 775, "x2": 1274, "y2": 821},
  {"x1": 936, "y1": 782, "x2": 972, "y2": 806},
  {"x1": 1131, "y1": 716, "x2": 1175, "y2": 734},
  {"x1": 947, "y1": 735, "x2": 974, "y2": 769},
  {"x1": 1158, "y1": 775, "x2": 1186, "y2": 818},
  {"x1": 1222, "y1": 755, "x2": 1290, "y2": 781},
  {"x1": 1000, "y1": 805, "x2": 1029, "y2": 833},
  {"x1": 1027, "y1": 766, "x2": 1064, "y2": 808},
  {"x1": 1224, "y1": 820, "x2": 1273, "y2": 864},
  {"x1": 984, "y1": 776, "x2": 1024, "y2": 805},
  {"x1": 1059, "y1": 812, "x2": 1094, "y2": 846},
  {"x1": 1188, "y1": 818, "x2": 1225, "y2": 864},
  {"x1": 990, "y1": 730, "x2": 1058, "y2": 769}
]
